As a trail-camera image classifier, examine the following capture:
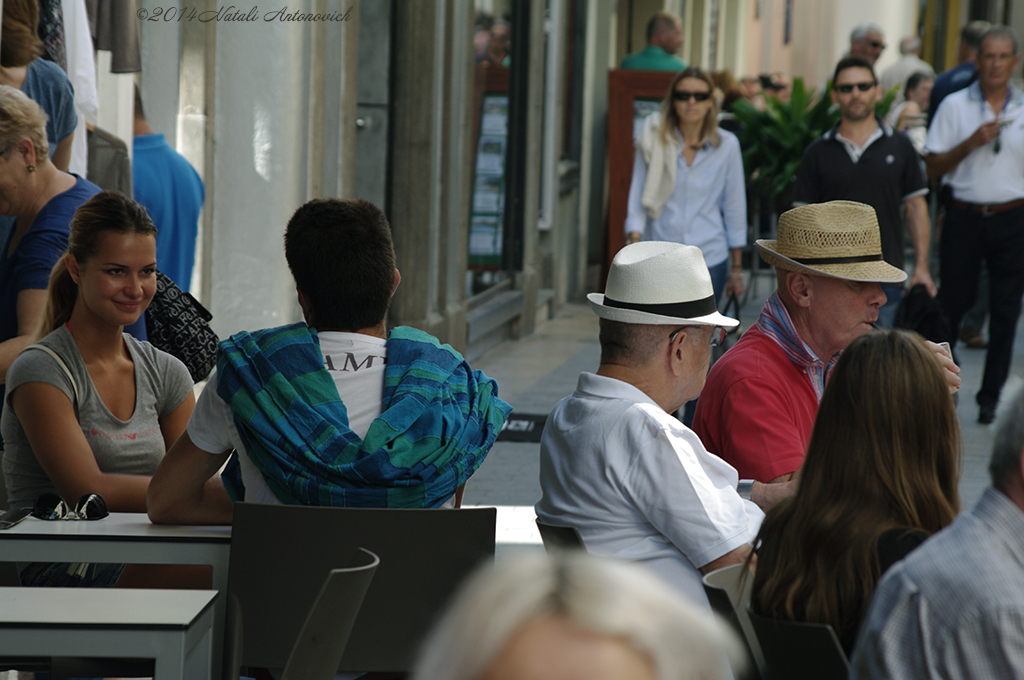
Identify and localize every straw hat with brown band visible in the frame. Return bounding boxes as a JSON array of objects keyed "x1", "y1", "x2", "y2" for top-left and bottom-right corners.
[{"x1": 756, "y1": 200, "x2": 908, "y2": 283}]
